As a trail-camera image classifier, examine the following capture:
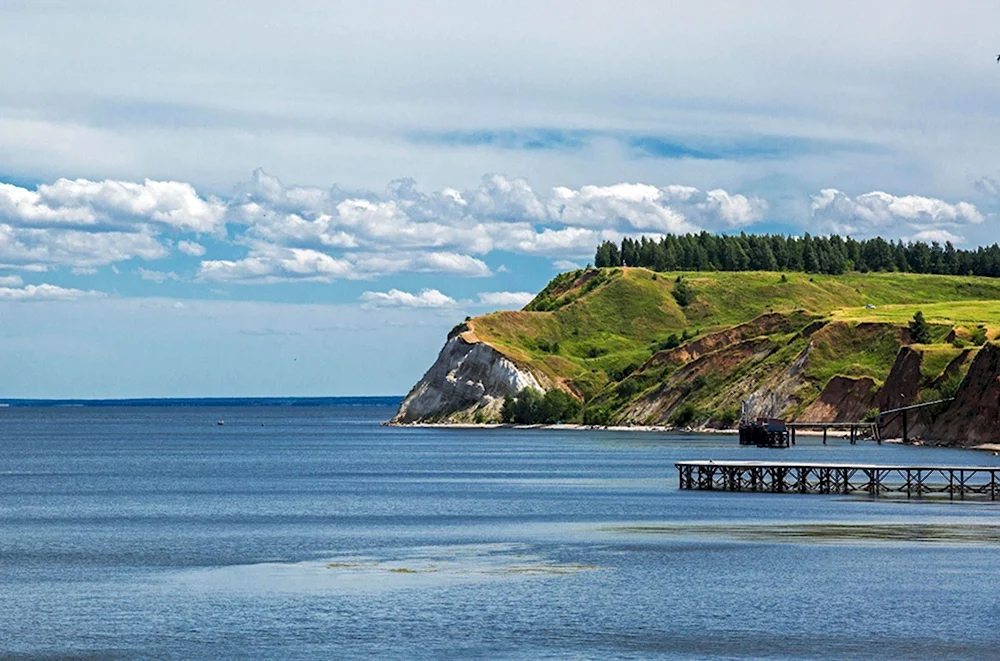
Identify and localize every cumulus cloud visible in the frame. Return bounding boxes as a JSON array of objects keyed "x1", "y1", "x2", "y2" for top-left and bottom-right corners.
[
  {"x1": 136, "y1": 268, "x2": 181, "y2": 283},
  {"x1": 0, "y1": 176, "x2": 225, "y2": 271},
  {"x1": 552, "y1": 259, "x2": 582, "y2": 271},
  {"x1": 0, "y1": 275, "x2": 23, "y2": 286},
  {"x1": 810, "y1": 189, "x2": 983, "y2": 240},
  {"x1": 0, "y1": 283, "x2": 105, "y2": 301},
  {"x1": 359, "y1": 288, "x2": 458, "y2": 309},
  {"x1": 177, "y1": 240, "x2": 206, "y2": 256},
  {"x1": 198, "y1": 244, "x2": 490, "y2": 283},
  {"x1": 476, "y1": 291, "x2": 535, "y2": 308},
  {"x1": 0, "y1": 178, "x2": 225, "y2": 233}
]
